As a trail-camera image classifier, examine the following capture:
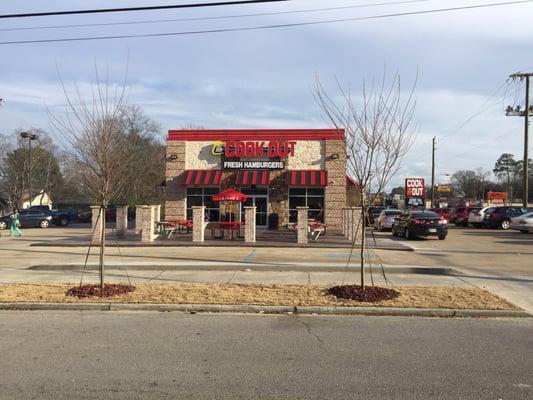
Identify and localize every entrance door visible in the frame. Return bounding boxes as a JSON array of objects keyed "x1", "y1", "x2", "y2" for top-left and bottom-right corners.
[{"x1": 241, "y1": 188, "x2": 268, "y2": 228}]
